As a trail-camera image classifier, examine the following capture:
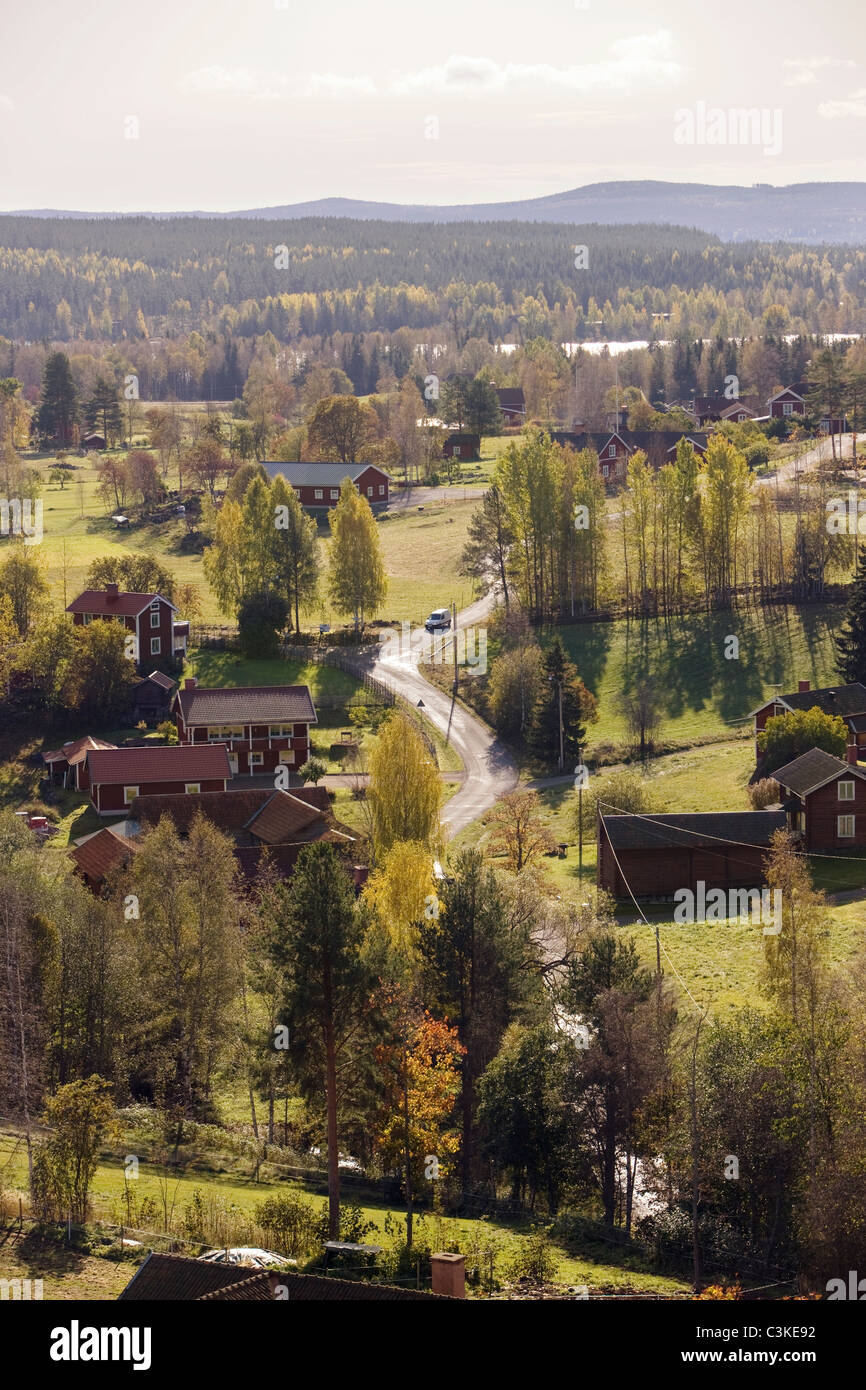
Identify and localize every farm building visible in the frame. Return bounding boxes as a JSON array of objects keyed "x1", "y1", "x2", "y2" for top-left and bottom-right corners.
[
  {"x1": 261, "y1": 461, "x2": 390, "y2": 511},
  {"x1": 597, "y1": 808, "x2": 786, "y2": 901},
  {"x1": 43, "y1": 735, "x2": 117, "y2": 792},
  {"x1": 771, "y1": 745, "x2": 866, "y2": 851},
  {"x1": 67, "y1": 584, "x2": 189, "y2": 671},
  {"x1": 85, "y1": 743, "x2": 232, "y2": 815},
  {"x1": 750, "y1": 680, "x2": 866, "y2": 760},
  {"x1": 442, "y1": 432, "x2": 480, "y2": 461}
]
